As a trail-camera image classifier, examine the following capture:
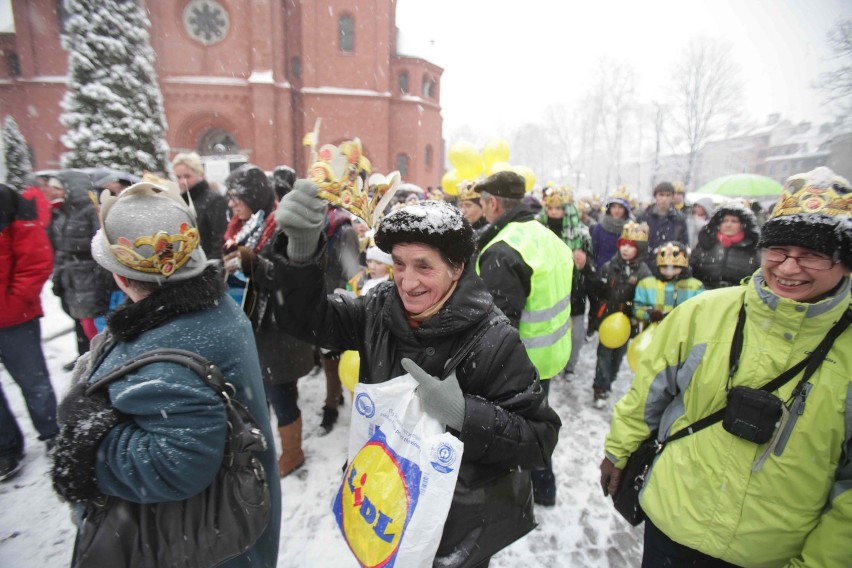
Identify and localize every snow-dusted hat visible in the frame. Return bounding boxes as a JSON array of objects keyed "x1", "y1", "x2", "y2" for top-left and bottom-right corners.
[
  {"x1": 366, "y1": 246, "x2": 393, "y2": 265},
  {"x1": 759, "y1": 167, "x2": 852, "y2": 269},
  {"x1": 374, "y1": 200, "x2": 474, "y2": 266},
  {"x1": 477, "y1": 170, "x2": 526, "y2": 199},
  {"x1": 91, "y1": 182, "x2": 208, "y2": 282}
]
